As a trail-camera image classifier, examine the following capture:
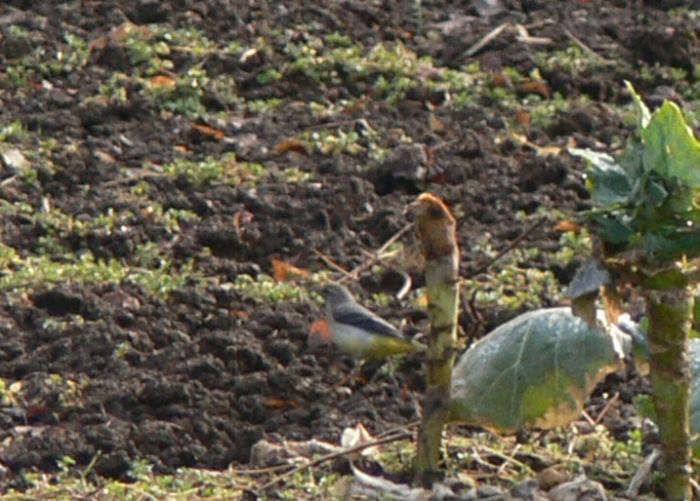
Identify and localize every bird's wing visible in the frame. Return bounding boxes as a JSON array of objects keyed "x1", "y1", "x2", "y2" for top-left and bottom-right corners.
[{"x1": 332, "y1": 302, "x2": 405, "y2": 339}]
